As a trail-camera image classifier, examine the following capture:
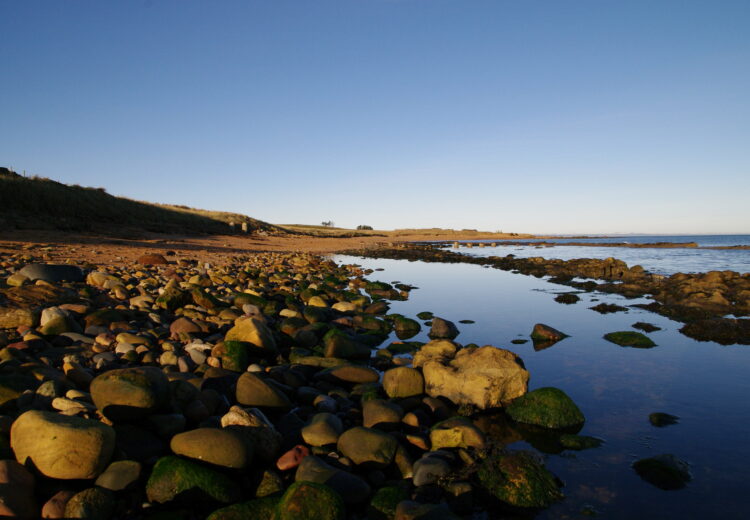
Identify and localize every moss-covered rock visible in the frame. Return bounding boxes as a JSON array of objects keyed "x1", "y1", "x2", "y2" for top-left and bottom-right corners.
[
  {"x1": 156, "y1": 280, "x2": 191, "y2": 311},
  {"x1": 477, "y1": 451, "x2": 563, "y2": 508},
  {"x1": 218, "y1": 341, "x2": 251, "y2": 372},
  {"x1": 603, "y1": 331, "x2": 656, "y2": 348},
  {"x1": 632, "y1": 454, "x2": 691, "y2": 490},
  {"x1": 506, "y1": 387, "x2": 584, "y2": 429},
  {"x1": 146, "y1": 456, "x2": 241, "y2": 504},
  {"x1": 393, "y1": 316, "x2": 421, "y2": 340},
  {"x1": 275, "y1": 481, "x2": 345, "y2": 520},
  {"x1": 207, "y1": 497, "x2": 279, "y2": 520}
]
